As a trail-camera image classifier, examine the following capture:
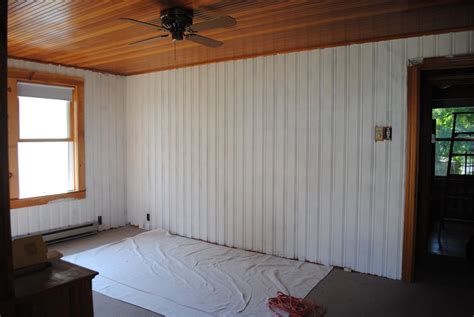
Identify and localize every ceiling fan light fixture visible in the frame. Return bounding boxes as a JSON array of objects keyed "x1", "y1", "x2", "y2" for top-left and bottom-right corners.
[
  {"x1": 160, "y1": 7, "x2": 193, "y2": 41},
  {"x1": 121, "y1": 6, "x2": 235, "y2": 48}
]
